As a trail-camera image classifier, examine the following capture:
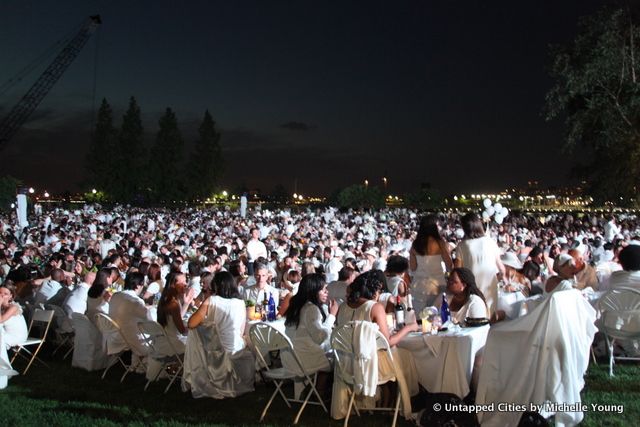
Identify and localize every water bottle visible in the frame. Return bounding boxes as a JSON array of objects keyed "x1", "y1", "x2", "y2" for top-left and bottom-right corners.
[
  {"x1": 267, "y1": 293, "x2": 276, "y2": 321},
  {"x1": 440, "y1": 293, "x2": 450, "y2": 324}
]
